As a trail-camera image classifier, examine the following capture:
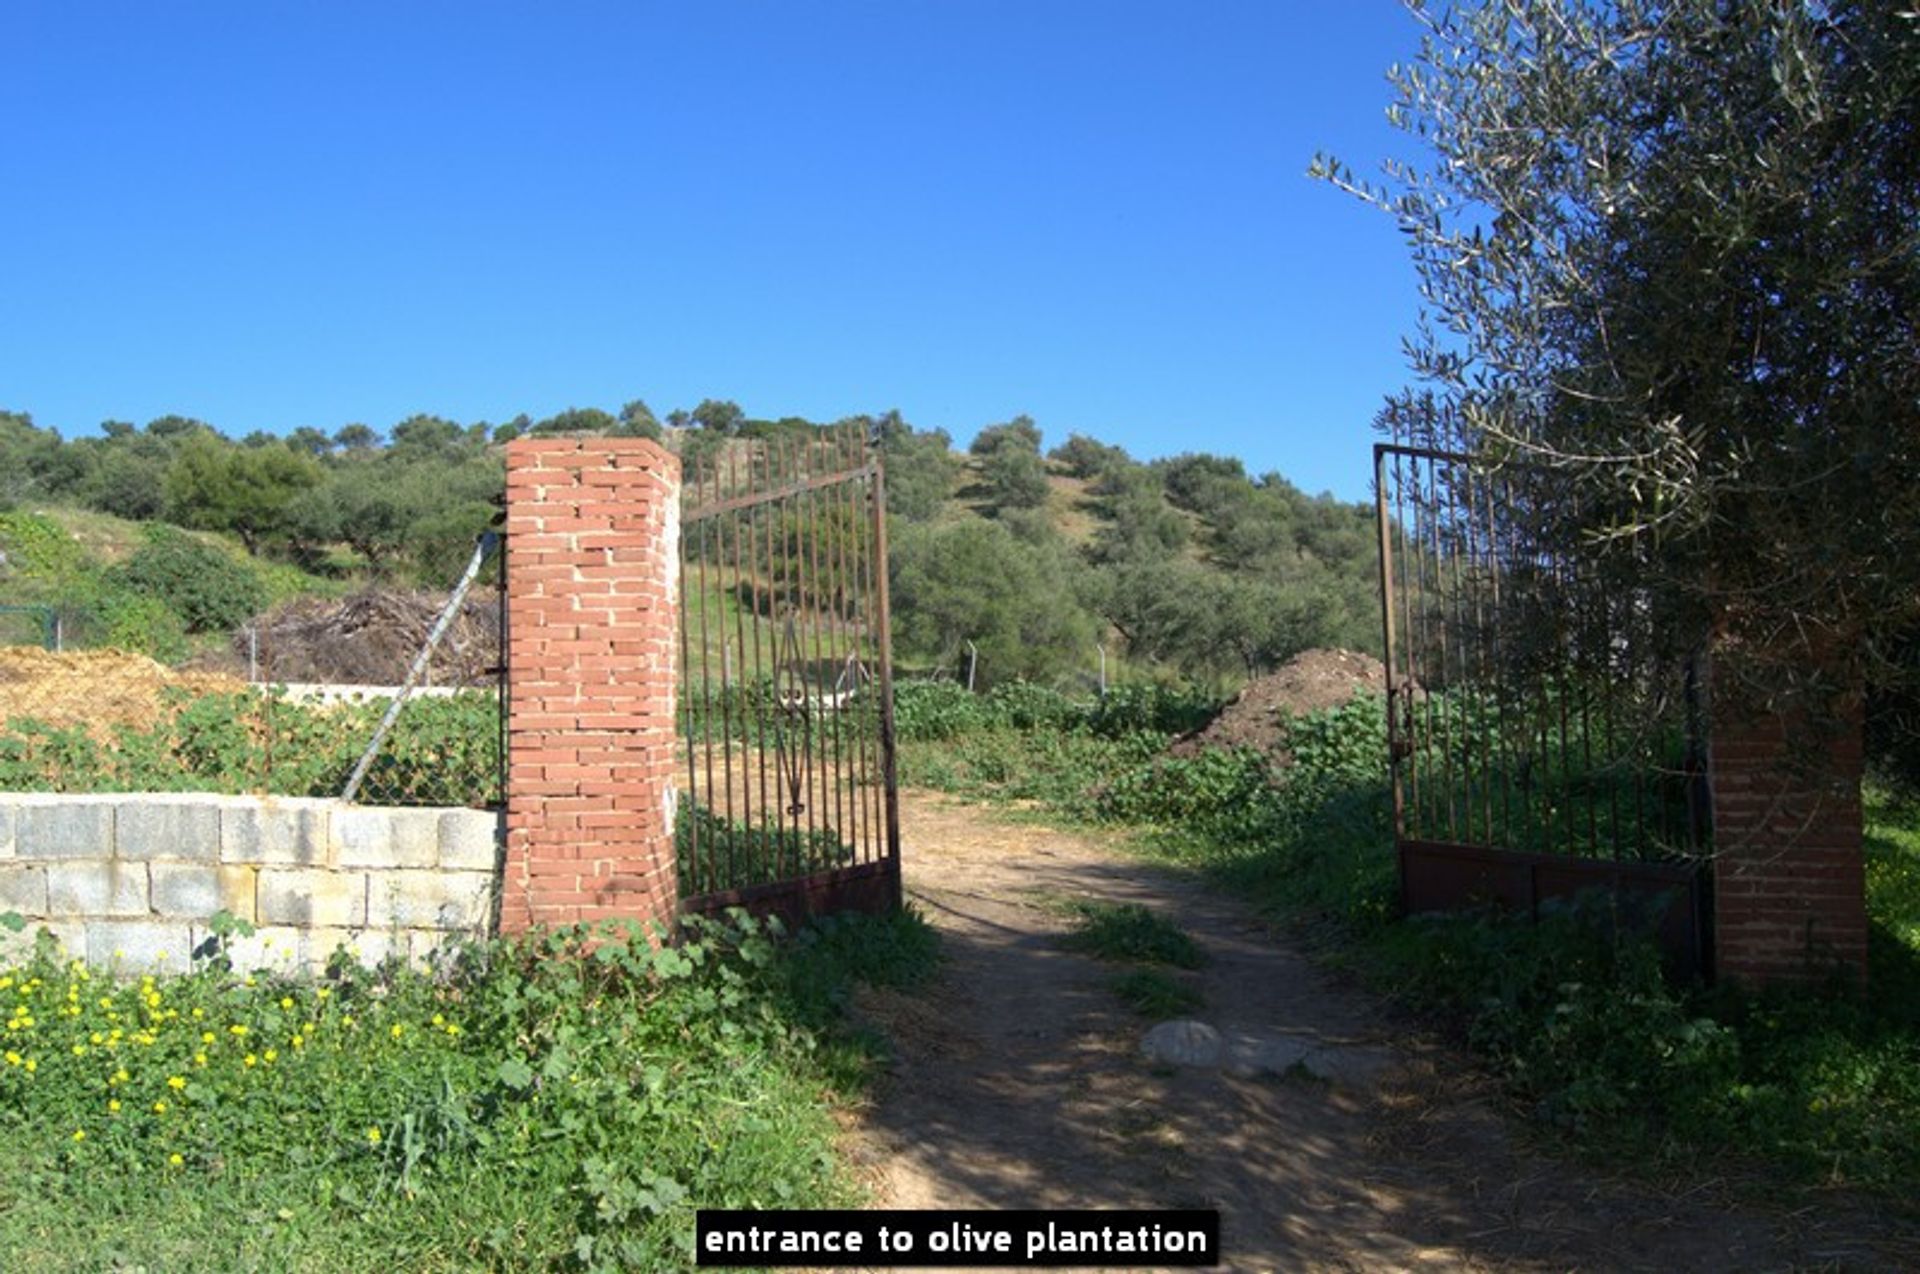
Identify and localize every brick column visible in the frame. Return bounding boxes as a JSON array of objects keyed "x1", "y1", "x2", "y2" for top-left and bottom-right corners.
[
  {"x1": 1709, "y1": 679, "x2": 1869, "y2": 987},
  {"x1": 500, "y1": 438, "x2": 681, "y2": 933}
]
